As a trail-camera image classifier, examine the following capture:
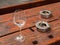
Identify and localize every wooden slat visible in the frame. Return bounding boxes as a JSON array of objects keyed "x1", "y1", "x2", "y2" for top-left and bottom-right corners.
[
  {"x1": 0, "y1": 0, "x2": 44, "y2": 9},
  {"x1": 0, "y1": 19, "x2": 60, "y2": 45}
]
